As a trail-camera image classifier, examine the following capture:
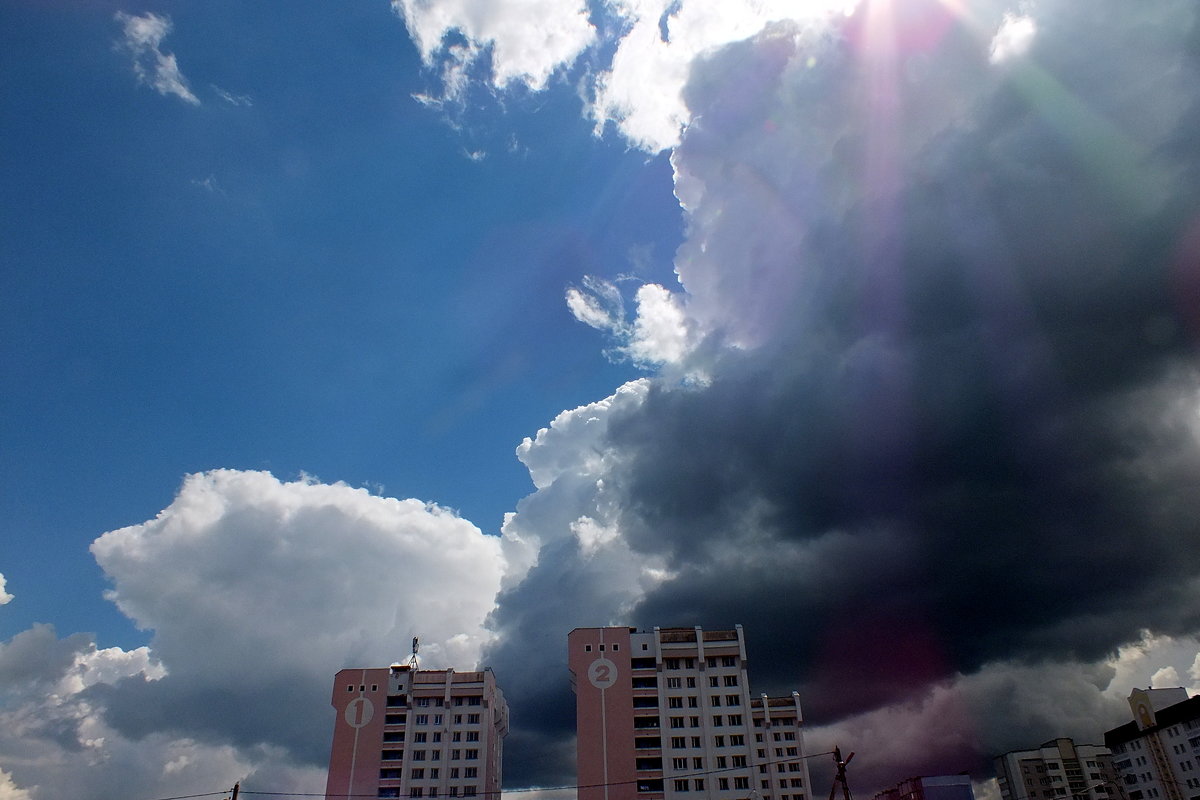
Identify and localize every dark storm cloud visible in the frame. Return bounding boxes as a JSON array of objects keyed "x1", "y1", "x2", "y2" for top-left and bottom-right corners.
[
  {"x1": 614, "y1": 0, "x2": 1200, "y2": 716},
  {"x1": 489, "y1": 0, "x2": 1200, "y2": 790}
]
